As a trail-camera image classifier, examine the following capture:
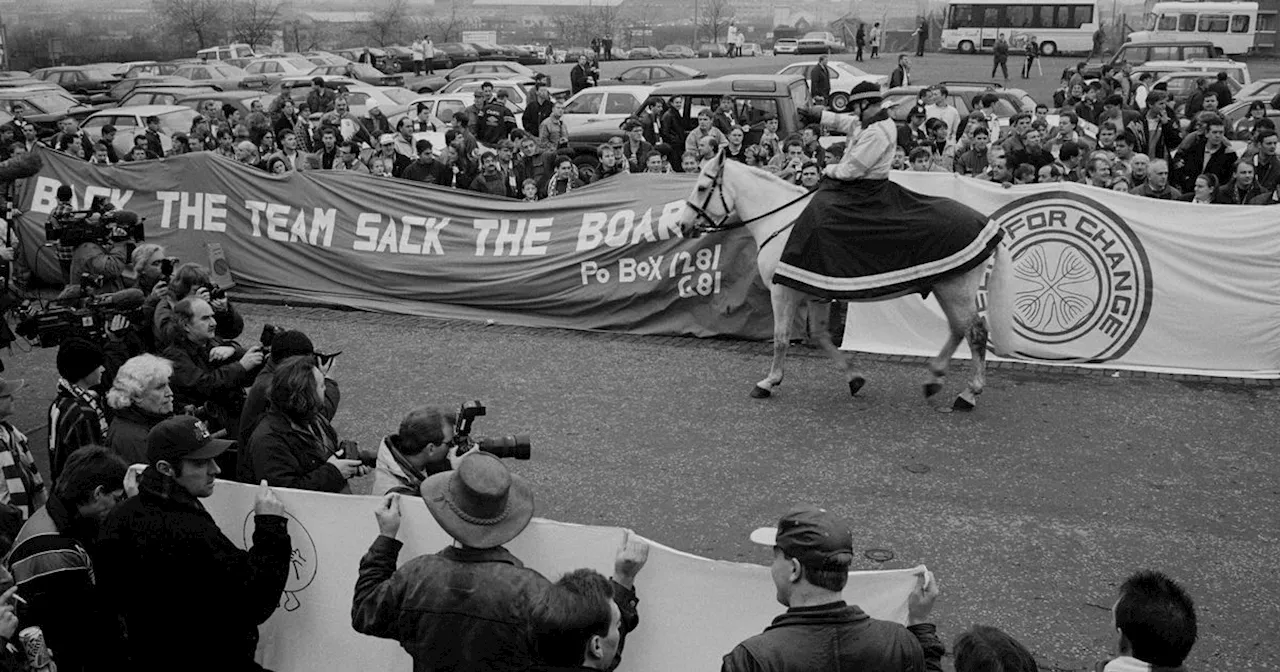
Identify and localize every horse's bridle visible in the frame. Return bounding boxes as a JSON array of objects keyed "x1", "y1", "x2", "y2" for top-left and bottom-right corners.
[{"x1": 684, "y1": 155, "x2": 813, "y2": 243}]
